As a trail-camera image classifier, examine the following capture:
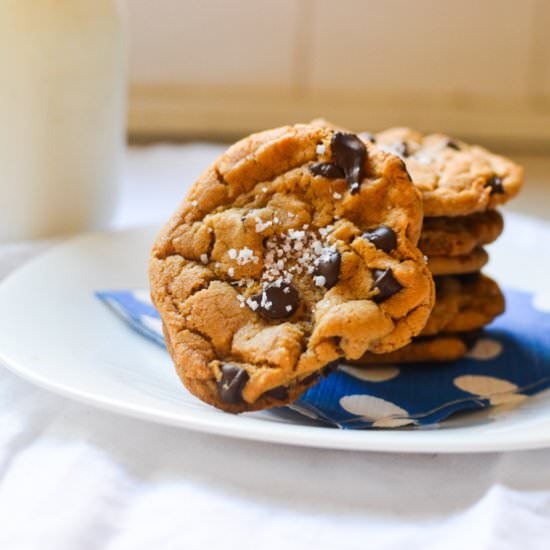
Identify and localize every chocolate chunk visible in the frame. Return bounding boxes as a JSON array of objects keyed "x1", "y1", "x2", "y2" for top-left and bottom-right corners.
[
  {"x1": 309, "y1": 162, "x2": 344, "y2": 180},
  {"x1": 446, "y1": 139, "x2": 461, "y2": 151},
  {"x1": 485, "y1": 175, "x2": 505, "y2": 195},
  {"x1": 331, "y1": 132, "x2": 367, "y2": 194},
  {"x1": 359, "y1": 132, "x2": 376, "y2": 143},
  {"x1": 252, "y1": 282, "x2": 300, "y2": 320},
  {"x1": 372, "y1": 268, "x2": 403, "y2": 303},
  {"x1": 264, "y1": 385, "x2": 289, "y2": 400},
  {"x1": 218, "y1": 364, "x2": 249, "y2": 404},
  {"x1": 314, "y1": 250, "x2": 341, "y2": 289},
  {"x1": 362, "y1": 225, "x2": 397, "y2": 252},
  {"x1": 394, "y1": 141, "x2": 410, "y2": 158}
]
